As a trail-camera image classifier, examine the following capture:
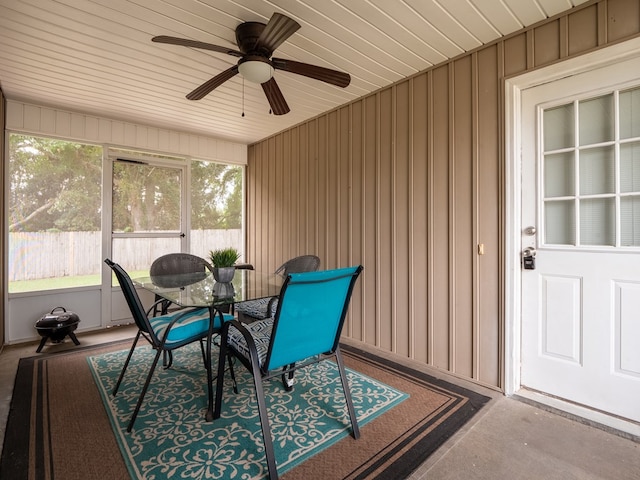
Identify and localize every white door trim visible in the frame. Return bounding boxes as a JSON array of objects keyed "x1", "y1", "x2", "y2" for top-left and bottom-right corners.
[{"x1": 505, "y1": 36, "x2": 640, "y2": 435}]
